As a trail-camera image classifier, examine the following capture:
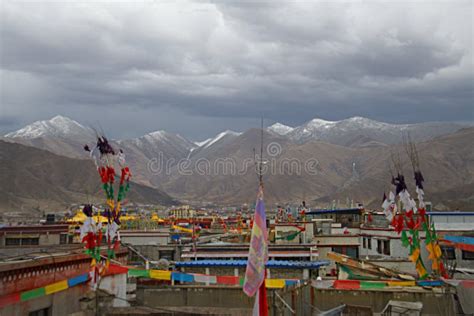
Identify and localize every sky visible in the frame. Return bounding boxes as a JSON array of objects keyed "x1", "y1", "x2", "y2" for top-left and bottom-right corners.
[{"x1": 1, "y1": 0, "x2": 473, "y2": 140}]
